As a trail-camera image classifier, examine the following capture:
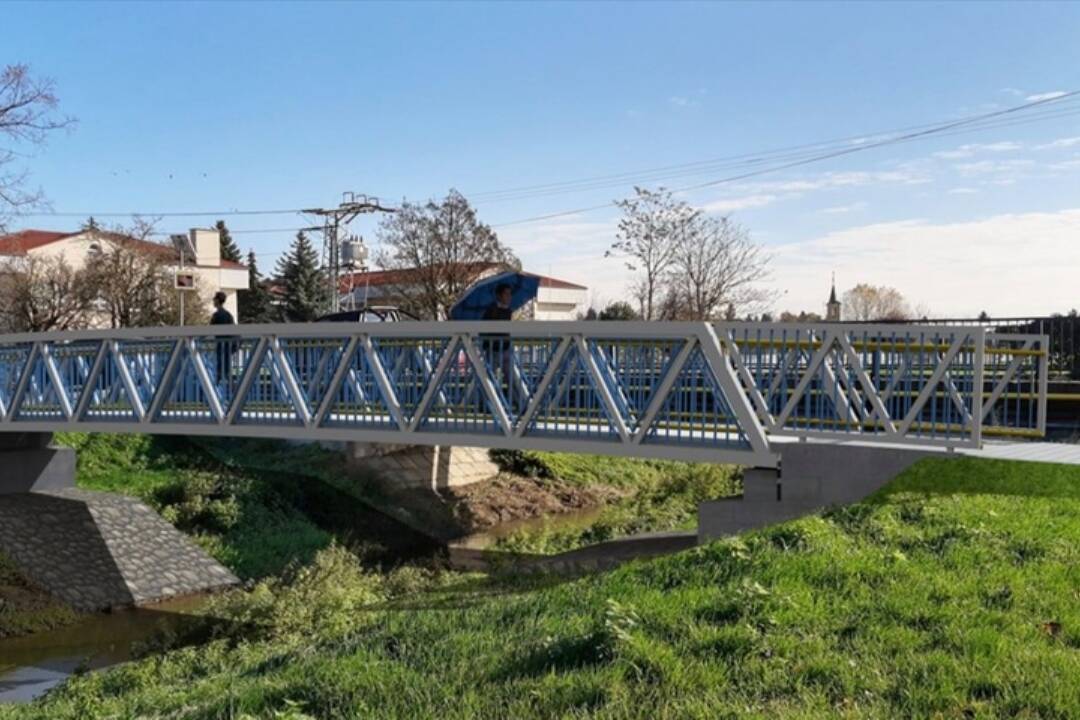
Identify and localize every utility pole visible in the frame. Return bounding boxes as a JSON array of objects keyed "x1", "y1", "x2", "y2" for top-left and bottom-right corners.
[{"x1": 302, "y1": 192, "x2": 395, "y2": 313}]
